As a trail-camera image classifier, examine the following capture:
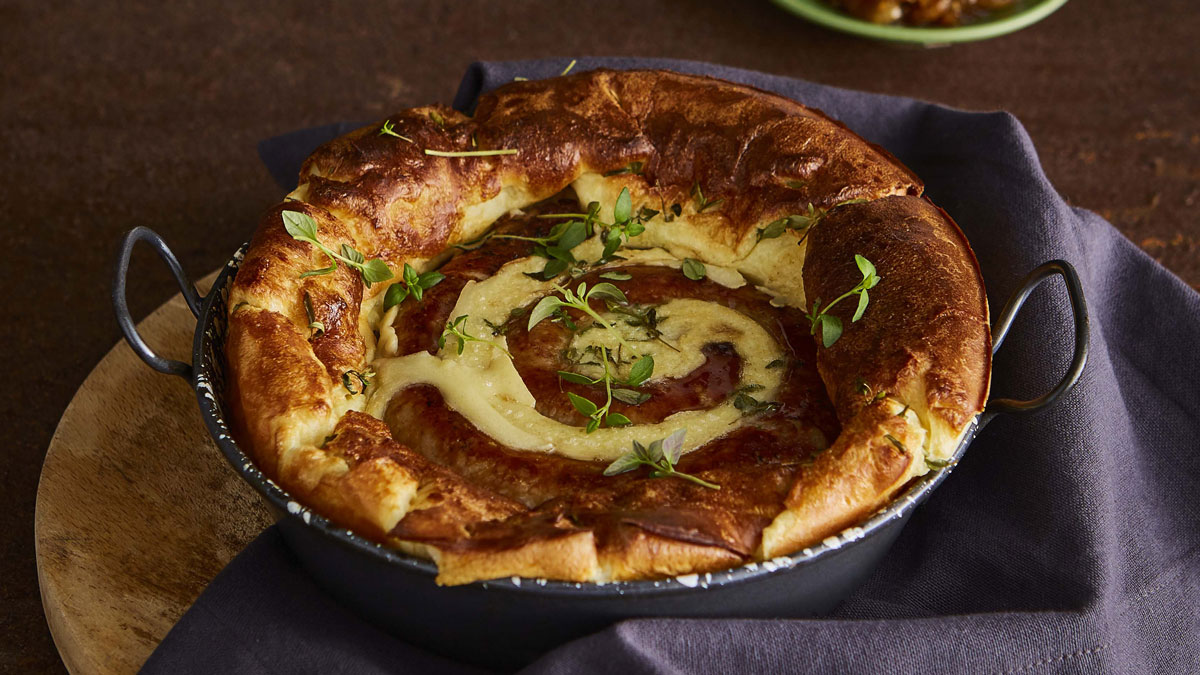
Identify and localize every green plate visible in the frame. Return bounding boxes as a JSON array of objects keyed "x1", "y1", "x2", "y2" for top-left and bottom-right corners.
[{"x1": 770, "y1": 0, "x2": 1069, "y2": 44}]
